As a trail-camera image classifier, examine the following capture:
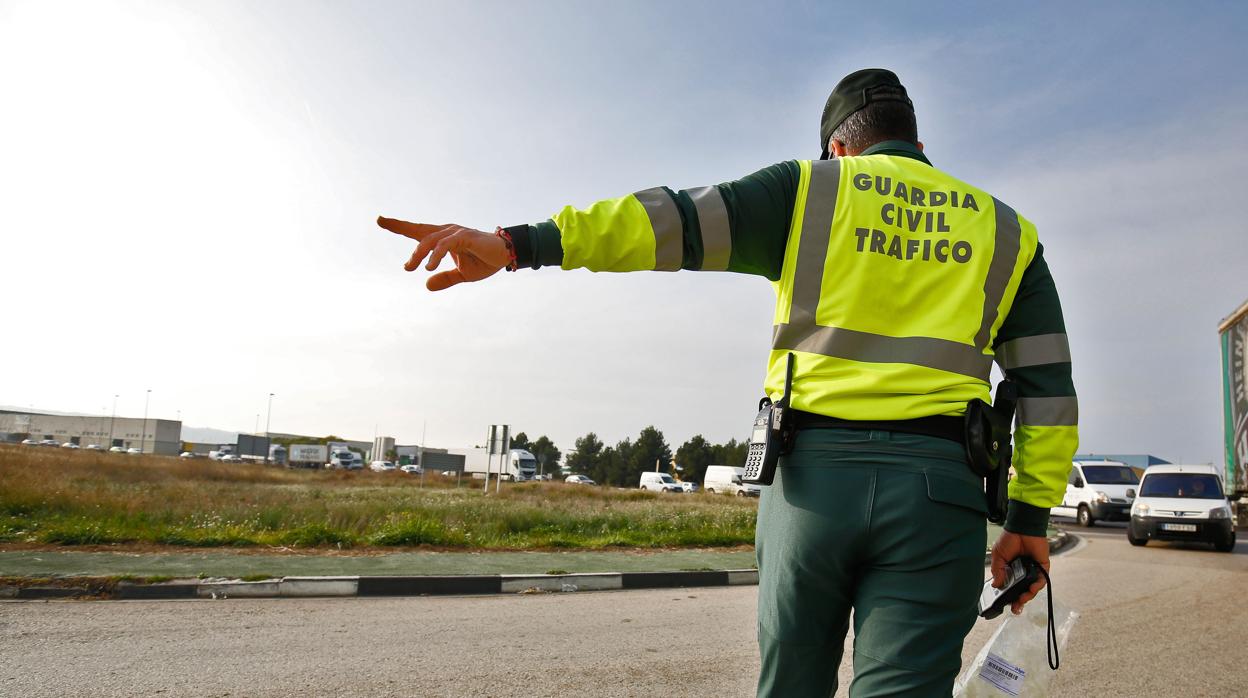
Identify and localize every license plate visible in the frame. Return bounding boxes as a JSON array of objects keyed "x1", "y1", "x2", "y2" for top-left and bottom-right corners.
[{"x1": 1162, "y1": 523, "x2": 1197, "y2": 532}]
